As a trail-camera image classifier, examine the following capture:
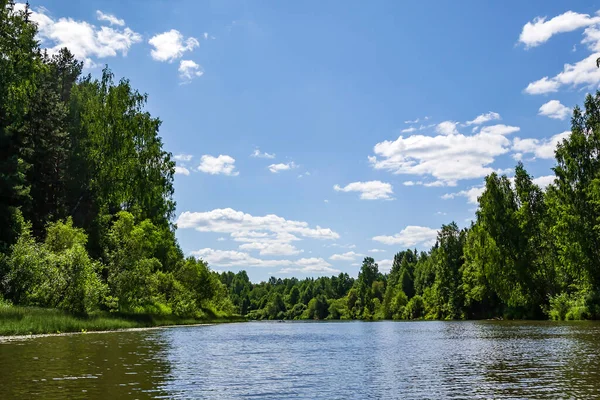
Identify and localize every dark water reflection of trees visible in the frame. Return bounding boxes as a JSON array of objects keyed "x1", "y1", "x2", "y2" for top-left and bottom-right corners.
[{"x1": 0, "y1": 330, "x2": 172, "y2": 399}]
